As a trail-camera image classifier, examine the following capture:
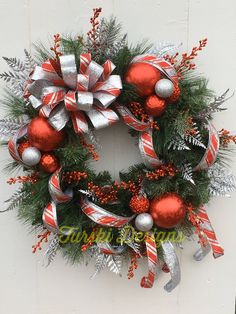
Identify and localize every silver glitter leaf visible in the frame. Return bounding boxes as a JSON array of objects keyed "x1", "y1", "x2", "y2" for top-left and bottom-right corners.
[
  {"x1": 0, "y1": 117, "x2": 24, "y2": 141},
  {"x1": 195, "y1": 89, "x2": 232, "y2": 120},
  {"x1": 44, "y1": 234, "x2": 59, "y2": 266},
  {"x1": 91, "y1": 253, "x2": 107, "y2": 279},
  {"x1": 106, "y1": 254, "x2": 122, "y2": 276},
  {"x1": 181, "y1": 163, "x2": 195, "y2": 185},
  {"x1": 149, "y1": 42, "x2": 182, "y2": 57},
  {"x1": 168, "y1": 135, "x2": 190, "y2": 151},
  {"x1": 208, "y1": 163, "x2": 236, "y2": 197},
  {"x1": 118, "y1": 226, "x2": 141, "y2": 255}
]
